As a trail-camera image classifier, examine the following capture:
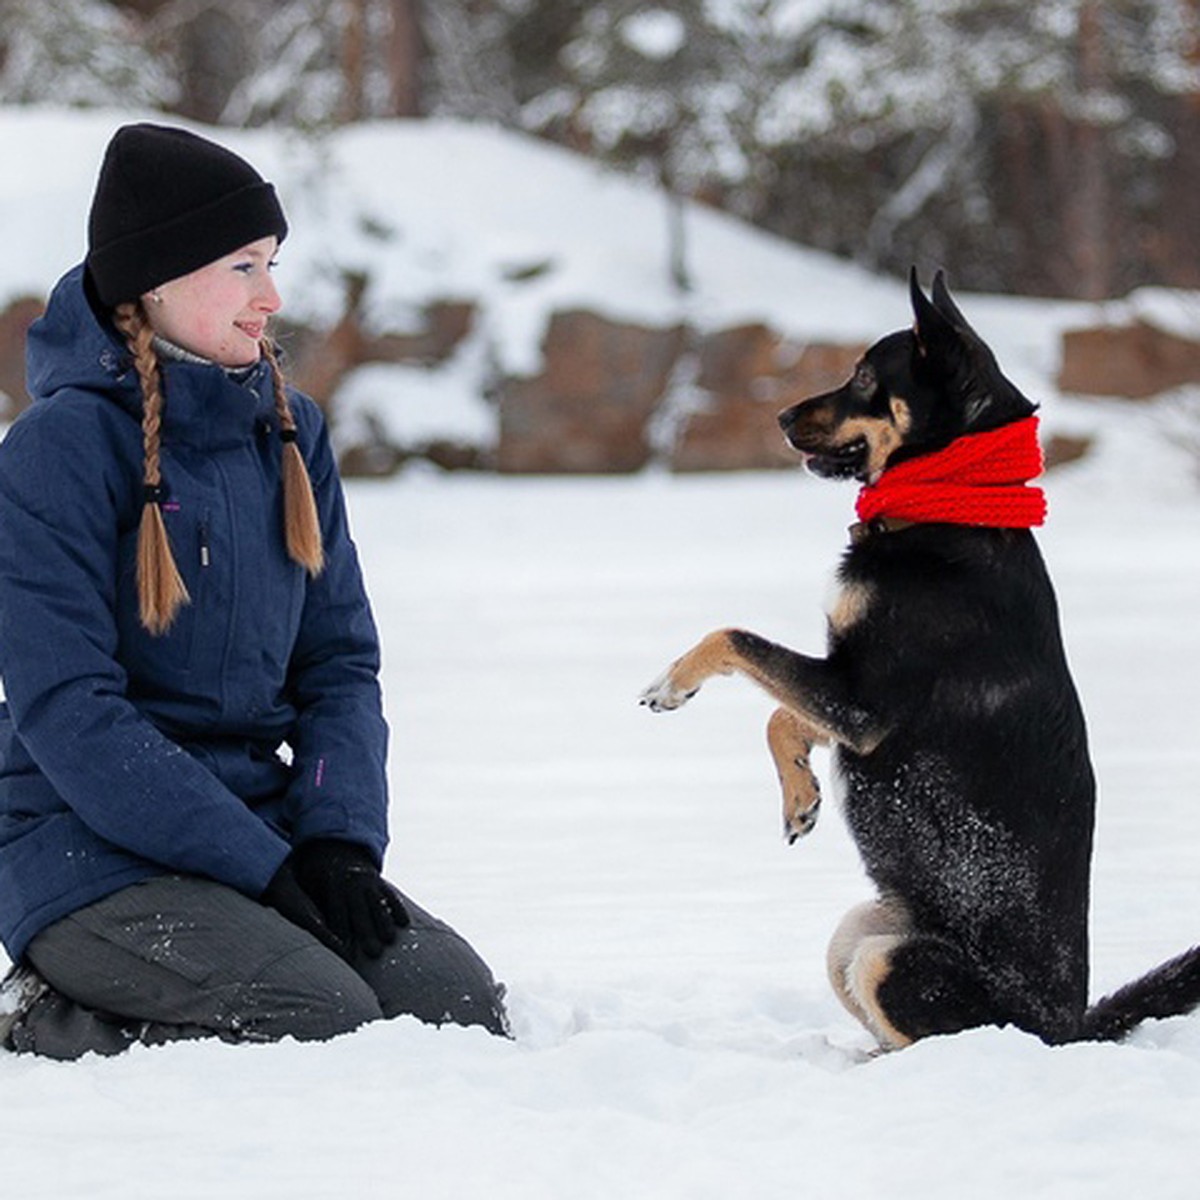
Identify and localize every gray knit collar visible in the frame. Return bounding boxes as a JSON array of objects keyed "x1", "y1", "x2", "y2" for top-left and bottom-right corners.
[
  {"x1": 152, "y1": 333, "x2": 210, "y2": 366},
  {"x1": 153, "y1": 334, "x2": 259, "y2": 383}
]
